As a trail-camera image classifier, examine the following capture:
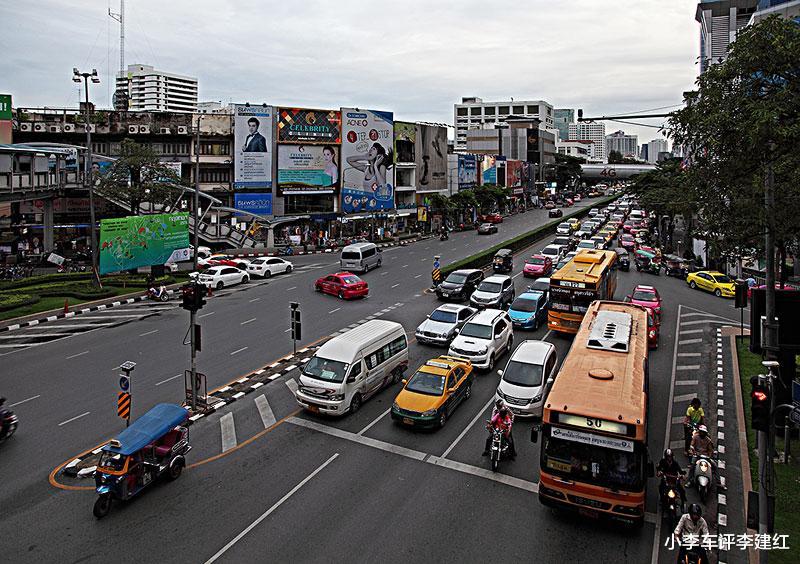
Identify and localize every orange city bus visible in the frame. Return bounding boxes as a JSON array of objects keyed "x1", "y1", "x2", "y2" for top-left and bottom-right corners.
[
  {"x1": 548, "y1": 249, "x2": 617, "y2": 335},
  {"x1": 533, "y1": 300, "x2": 652, "y2": 526}
]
